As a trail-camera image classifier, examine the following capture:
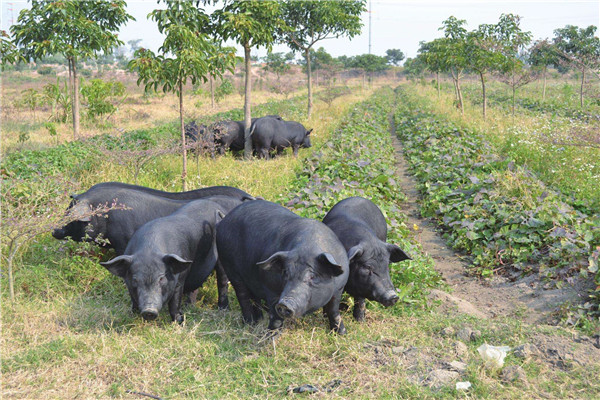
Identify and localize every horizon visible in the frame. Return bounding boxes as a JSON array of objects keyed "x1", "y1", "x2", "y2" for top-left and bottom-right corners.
[{"x1": 1, "y1": 0, "x2": 598, "y2": 62}]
